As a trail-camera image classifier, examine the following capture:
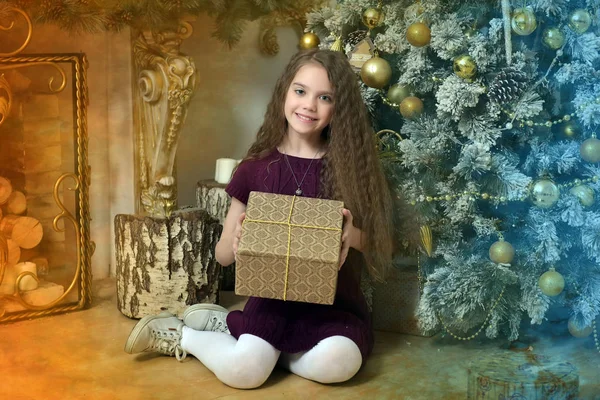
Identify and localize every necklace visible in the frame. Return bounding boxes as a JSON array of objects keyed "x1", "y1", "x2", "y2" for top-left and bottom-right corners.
[{"x1": 282, "y1": 147, "x2": 321, "y2": 196}]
